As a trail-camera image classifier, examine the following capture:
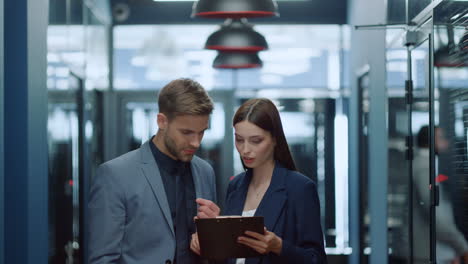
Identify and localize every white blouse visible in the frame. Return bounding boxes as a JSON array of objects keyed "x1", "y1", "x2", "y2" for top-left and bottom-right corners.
[{"x1": 235, "y1": 209, "x2": 257, "y2": 264}]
